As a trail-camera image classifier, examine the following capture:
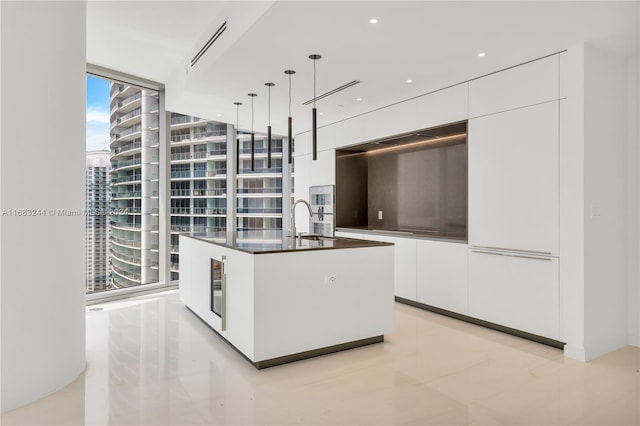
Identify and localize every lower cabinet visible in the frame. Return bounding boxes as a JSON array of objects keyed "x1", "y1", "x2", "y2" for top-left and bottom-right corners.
[
  {"x1": 468, "y1": 250, "x2": 559, "y2": 340},
  {"x1": 338, "y1": 231, "x2": 560, "y2": 342},
  {"x1": 416, "y1": 240, "x2": 468, "y2": 315},
  {"x1": 335, "y1": 231, "x2": 417, "y2": 300}
]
